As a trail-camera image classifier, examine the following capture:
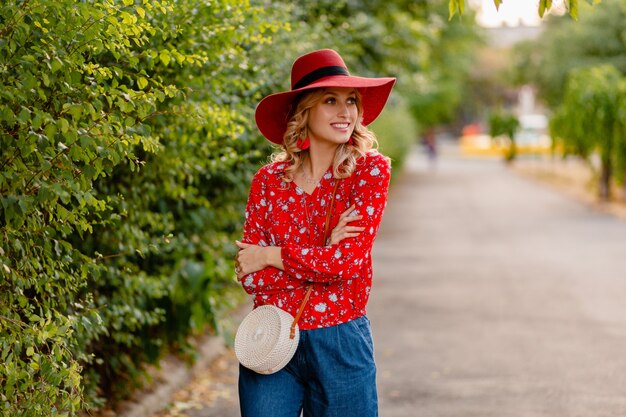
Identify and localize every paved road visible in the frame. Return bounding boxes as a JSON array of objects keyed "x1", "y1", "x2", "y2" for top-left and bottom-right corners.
[
  {"x1": 372, "y1": 144, "x2": 626, "y2": 417},
  {"x1": 156, "y1": 144, "x2": 626, "y2": 417}
]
